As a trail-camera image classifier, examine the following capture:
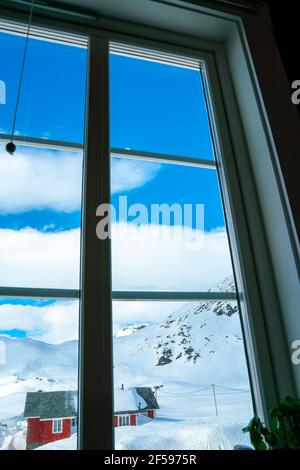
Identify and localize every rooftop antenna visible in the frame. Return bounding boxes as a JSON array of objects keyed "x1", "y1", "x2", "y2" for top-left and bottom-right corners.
[{"x1": 6, "y1": 0, "x2": 35, "y2": 155}]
